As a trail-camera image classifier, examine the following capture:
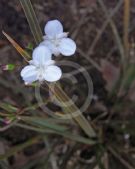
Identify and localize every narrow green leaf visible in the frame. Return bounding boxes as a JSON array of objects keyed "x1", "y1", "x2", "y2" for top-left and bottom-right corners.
[
  {"x1": 54, "y1": 130, "x2": 96, "y2": 145},
  {"x1": 21, "y1": 116, "x2": 68, "y2": 132},
  {"x1": 52, "y1": 83, "x2": 96, "y2": 137},
  {"x1": 121, "y1": 64, "x2": 135, "y2": 90},
  {"x1": 0, "y1": 136, "x2": 40, "y2": 160},
  {"x1": 19, "y1": 0, "x2": 42, "y2": 44},
  {"x1": 0, "y1": 102, "x2": 18, "y2": 113},
  {"x1": 16, "y1": 123, "x2": 96, "y2": 145}
]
